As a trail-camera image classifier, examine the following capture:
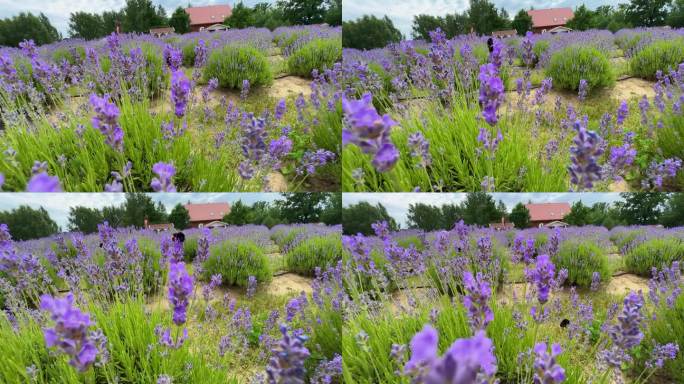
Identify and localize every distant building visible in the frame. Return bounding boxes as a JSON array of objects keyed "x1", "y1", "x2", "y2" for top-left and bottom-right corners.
[
  {"x1": 525, "y1": 202, "x2": 571, "y2": 227},
  {"x1": 492, "y1": 29, "x2": 517, "y2": 38},
  {"x1": 149, "y1": 26, "x2": 175, "y2": 37},
  {"x1": 185, "y1": 4, "x2": 232, "y2": 32},
  {"x1": 184, "y1": 202, "x2": 231, "y2": 228},
  {"x1": 527, "y1": 8, "x2": 574, "y2": 34},
  {"x1": 489, "y1": 217, "x2": 515, "y2": 230}
]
